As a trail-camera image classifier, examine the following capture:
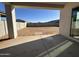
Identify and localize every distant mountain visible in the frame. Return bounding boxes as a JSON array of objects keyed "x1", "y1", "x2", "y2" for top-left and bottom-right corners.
[
  {"x1": 46, "y1": 20, "x2": 59, "y2": 23},
  {"x1": 27, "y1": 20, "x2": 59, "y2": 27},
  {"x1": 16, "y1": 19, "x2": 26, "y2": 22}
]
